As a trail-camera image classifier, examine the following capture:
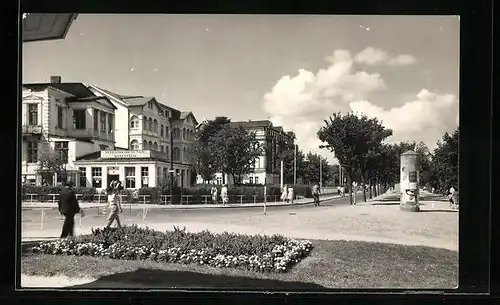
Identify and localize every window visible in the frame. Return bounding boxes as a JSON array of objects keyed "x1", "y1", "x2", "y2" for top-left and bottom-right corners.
[
  {"x1": 143, "y1": 117, "x2": 147, "y2": 130},
  {"x1": 131, "y1": 140, "x2": 139, "y2": 150},
  {"x1": 173, "y1": 147, "x2": 180, "y2": 161},
  {"x1": 163, "y1": 168, "x2": 168, "y2": 178},
  {"x1": 57, "y1": 106, "x2": 64, "y2": 129},
  {"x1": 91, "y1": 167, "x2": 102, "y2": 188},
  {"x1": 183, "y1": 147, "x2": 187, "y2": 161},
  {"x1": 131, "y1": 116, "x2": 139, "y2": 128},
  {"x1": 148, "y1": 141, "x2": 153, "y2": 149},
  {"x1": 108, "y1": 113, "x2": 114, "y2": 133},
  {"x1": 255, "y1": 177, "x2": 259, "y2": 184},
  {"x1": 157, "y1": 168, "x2": 161, "y2": 185},
  {"x1": 249, "y1": 177, "x2": 254, "y2": 184},
  {"x1": 183, "y1": 128, "x2": 187, "y2": 140},
  {"x1": 153, "y1": 119, "x2": 158, "y2": 133},
  {"x1": 68, "y1": 173, "x2": 77, "y2": 185},
  {"x1": 141, "y1": 167, "x2": 149, "y2": 187},
  {"x1": 54, "y1": 141, "x2": 69, "y2": 163},
  {"x1": 125, "y1": 167, "x2": 136, "y2": 188},
  {"x1": 153, "y1": 142, "x2": 158, "y2": 150},
  {"x1": 147, "y1": 101, "x2": 153, "y2": 109},
  {"x1": 100, "y1": 111, "x2": 106, "y2": 132},
  {"x1": 27, "y1": 141, "x2": 38, "y2": 163},
  {"x1": 73, "y1": 109, "x2": 86, "y2": 129},
  {"x1": 28, "y1": 104, "x2": 38, "y2": 125},
  {"x1": 166, "y1": 145, "x2": 169, "y2": 158},
  {"x1": 159, "y1": 110, "x2": 163, "y2": 116},
  {"x1": 79, "y1": 167, "x2": 87, "y2": 187},
  {"x1": 160, "y1": 145, "x2": 164, "y2": 153},
  {"x1": 99, "y1": 144, "x2": 108, "y2": 150},
  {"x1": 173, "y1": 128, "x2": 180, "y2": 139},
  {"x1": 143, "y1": 140, "x2": 148, "y2": 149},
  {"x1": 160, "y1": 125, "x2": 164, "y2": 137},
  {"x1": 216, "y1": 176, "x2": 222, "y2": 185},
  {"x1": 148, "y1": 118, "x2": 153, "y2": 131},
  {"x1": 165, "y1": 127, "x2": 169, "y2": 138},
  {"x1": 93, "y1": 109, "x2": 99, "y2": 131},
  {"x1": 164, "y1": 110, "x2": 169, "y2": 118}
]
